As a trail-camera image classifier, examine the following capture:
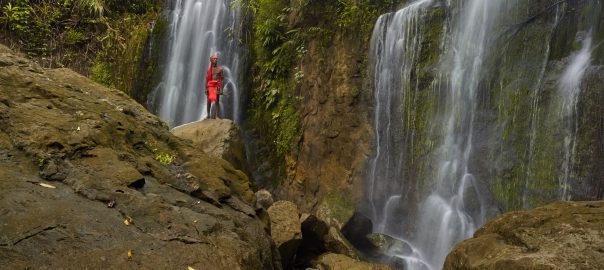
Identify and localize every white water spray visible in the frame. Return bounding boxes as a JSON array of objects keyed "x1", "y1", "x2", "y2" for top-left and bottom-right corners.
[
  {"x1": 150, "y1": 0, "x2": 243, "y2": 127},
  {"x1": 557, "y1": 32, "x2": 593, "y2": 200}
]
